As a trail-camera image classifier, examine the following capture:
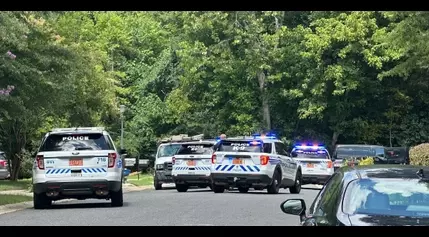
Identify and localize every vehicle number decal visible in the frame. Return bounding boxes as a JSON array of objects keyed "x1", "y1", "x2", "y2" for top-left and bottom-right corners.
[
  {"x1": 45, "y1": 159, "x2": 55, "y2": 168},
  {"x1": 97, "y1": 157, "x2": 107, "y2": 164}
]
